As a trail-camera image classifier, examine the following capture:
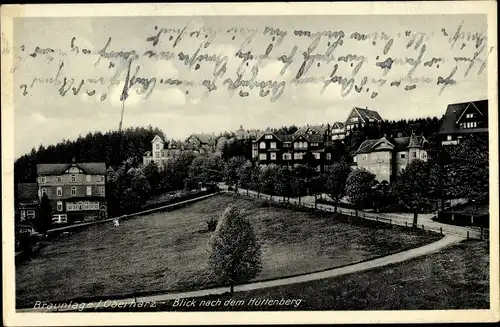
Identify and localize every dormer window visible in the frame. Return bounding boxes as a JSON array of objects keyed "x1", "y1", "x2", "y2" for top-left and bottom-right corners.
[
  {"x1": 351, "y1": 117, "x2": 359, "y2": 122},
  {"x1": 466, "y1": 113, "x2": 475, "y2": 119},
  {"x1": 265, "y1": 135, "x2": 273, "y2": 140}
]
